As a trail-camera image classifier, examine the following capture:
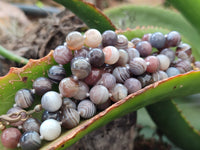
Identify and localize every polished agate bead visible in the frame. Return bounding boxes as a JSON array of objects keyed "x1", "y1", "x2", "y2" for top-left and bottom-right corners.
[
  {"x1": 126, "y1": 48, "x2": 140, "y2": 63},
  {"x1": 157, "y1": 54, "x2": 170, "y2": 71},
  {"x1": 66, "y1": 31, "x2": 84, "y2": 50},
  {"x1": 175, "y1": 60, "x2": 192, "y2": 73},
  {"x1": 7, "y1": 107, "x2": 27, "y2": 126},
  {"x1": 96, "y1": 73, "x2": 116, "y2": 90},
  {"x1": 77, "y1": 100, "x2": 96, "y2": 119},
  {"x1": 152, "y1": 71, "x2": 168, "y2": 82},
  {"x1": 145, "y1": 56, "x2": 160, "y2": 73},
  {"x1": 84, "y1": 68, "x2": 103, "y2": 86},
  {"x1": 117, "y1": 49, "x2": 129, "y2": 66},
  {"x1": 166, "y1": 31, "x2": 181, "y2": 47},
  {"x1": 160, "y1": 48, "x2": 175, "y2": 63},
  {"x1": 142, "y1": 33, "x2": 151, "y2": 42},
  {"x1": 102, "y1": 30, "x2": 118, "y2": 47},
  {"x1": 136, "y1": 41, "x2": 152, "y2": 57},
  {"x1": 150, "y1": 32, "x2": 166, "y2": 49},
  {"x1": 111, "y1": 84, "x2": 128, "y2": 102},
  {"x1": 59, "y1": 77, "x2": 79, "y2": 97},
  {"x1": 137, "y1": 73, "x2": 153, "y2": 87},
  {"x1": 62, "y1": 98, "x2": 76, "y2": 109},
  {"x1": 112, "y1": 66, "x2": 130, "y2": 83},
  {"x1": 15, "y1": 89, "x2": 34, "y2": 108},
  {"x1": 84, "y1": 29, "x2": 102, "y2": 48},
  {"x1": 22, "y1": 118, "x2": 40, "y2": 133},
  {"x1": 131, "y1": 37, "x2": 141, "y2": 46},
  {"x1": 40, "y1": 119, "x2": 61, "y2": 141},
  {"x1": 32, "y1": 77, "x2": 52, "y2": 96},
  {"x1": 41, "y1": 91, "x2": 62, "y2": 112},
  {"x1": 88, "y1": 48, "x2": 105, "y2": 67},
  {"x1": 166, "y1": 67, "x2": 180, "y2": 77},
  {"x1": 115, "y1": 34, "x2": 128, "y2": 49},
  {"x1": 1, "y1": 128, "x2": 21, "y2": 149},
  {"x1": 176, "y1": 43, "x2": 192, "y2": 60},
  {"x1": 53, "y1": 45, "x2": 73, "y2": 64},
  {"x1": 89, "y1": 85, "x2": 109, "y2": 104},
  {"x1": 129, "y1": 57, "x2": 147, "y2": 75},
  {"x1": 73, "y1": 81, "x2": 89, "y2": 100},
  {"x1": 71, "y1": 57, "x2": 91, "y2": 79},
  {"x1": 20, "y1": 131, "x2": 41, "y2": 150},
  {"x1": 124, "y1": 78, "x2": 142, "y2": 94},
  {"x1": 102, "y1": 46, "x2": 119, "y2": 65},
  {"x1": 61, "y1": 108, "x2": 80, "y2": 129},
  {"x1": 74, "y1": 47, "x2": 89, "y2": 58},
  {"x1": 48, "y1": 65, "x2": 66, "y2": 83},
  {"x1": 42, "y1": 110, "x2": 61, "y2": 122}
]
